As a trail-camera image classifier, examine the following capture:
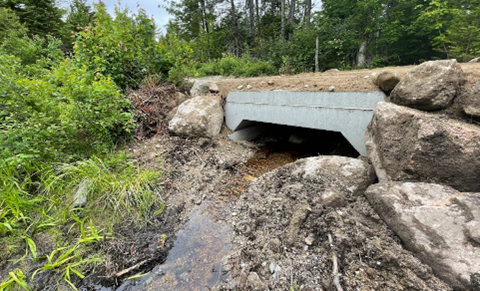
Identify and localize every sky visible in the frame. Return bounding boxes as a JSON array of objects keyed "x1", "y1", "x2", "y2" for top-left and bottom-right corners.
[{"x1": 84, "y1": 0, "x2": 171, "y2": 33}]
